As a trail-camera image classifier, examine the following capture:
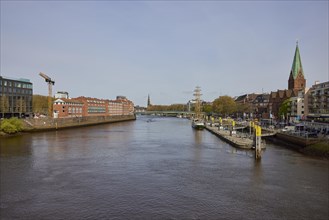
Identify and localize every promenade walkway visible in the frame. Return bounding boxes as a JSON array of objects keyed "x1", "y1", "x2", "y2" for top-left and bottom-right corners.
[{"x1": 205, "y1": 125, "x2": 254, "y2": 149}]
